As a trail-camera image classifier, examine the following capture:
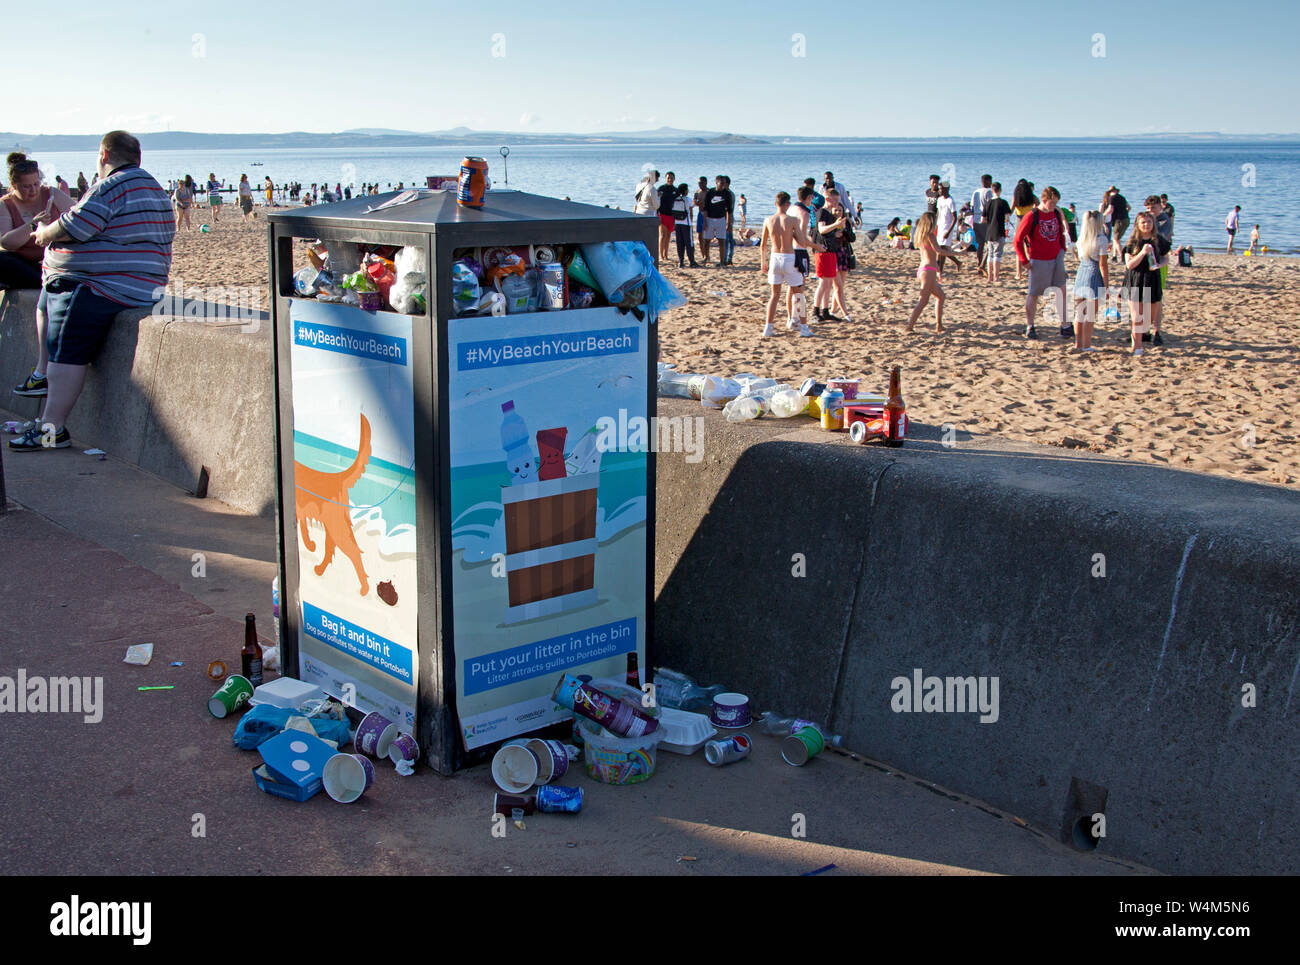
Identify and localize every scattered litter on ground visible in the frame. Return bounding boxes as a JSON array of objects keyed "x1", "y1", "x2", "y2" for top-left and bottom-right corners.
[
  {"x1": 83, "y1": 448, "x2": 106, "y2": 456},
  {"x1": 123, "y1": 643, "x2": 154, "y2": 665},
  {"x1": 137, "y1": 685, "x2": 174, "y2": 691}
]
